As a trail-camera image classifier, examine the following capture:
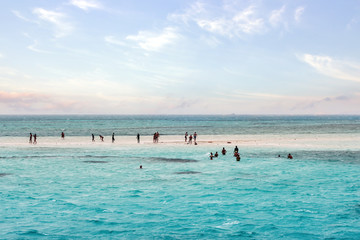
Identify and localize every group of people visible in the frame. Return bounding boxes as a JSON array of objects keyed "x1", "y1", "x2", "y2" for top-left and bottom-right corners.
[
  {"x1": 185, "y1": 132, "x2": 197, "y2": 144},
  {"x1": 28, "y1": 133, "x2": 37, "y2": 144},
  {"x1": 210, "y1": 146, "x2": 294, "y2": 161},
  {"x1": 209, "y1": 146, "x2": 240, "y2": 161},
  {"x1": 153, "y1": 132, "x2": 160, "y2": 143},
  {"x1": 233, "y1": 146, "x2": 241, "y2": 161}
]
